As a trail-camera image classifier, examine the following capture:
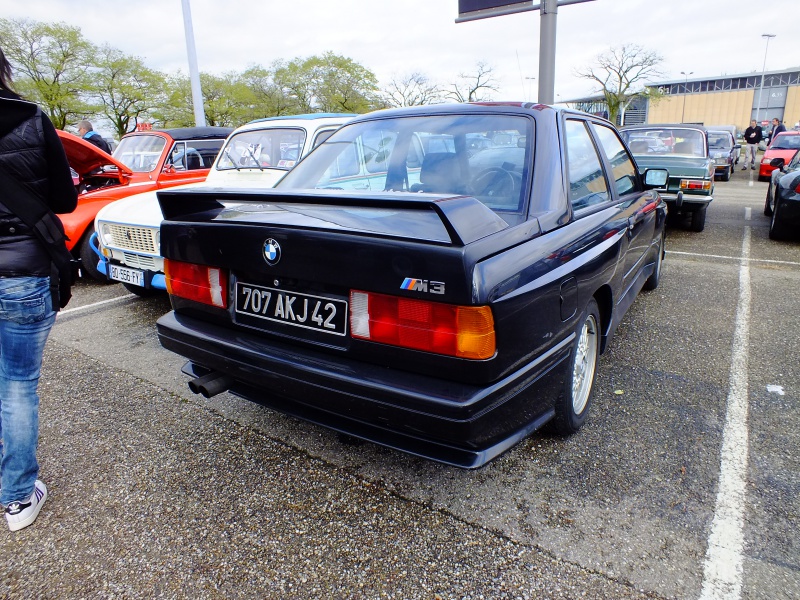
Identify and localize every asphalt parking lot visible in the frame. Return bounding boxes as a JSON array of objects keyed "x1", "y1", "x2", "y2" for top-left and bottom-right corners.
[{"x1": 1, "y1": 171, "x2": 797, "y2": 599}]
